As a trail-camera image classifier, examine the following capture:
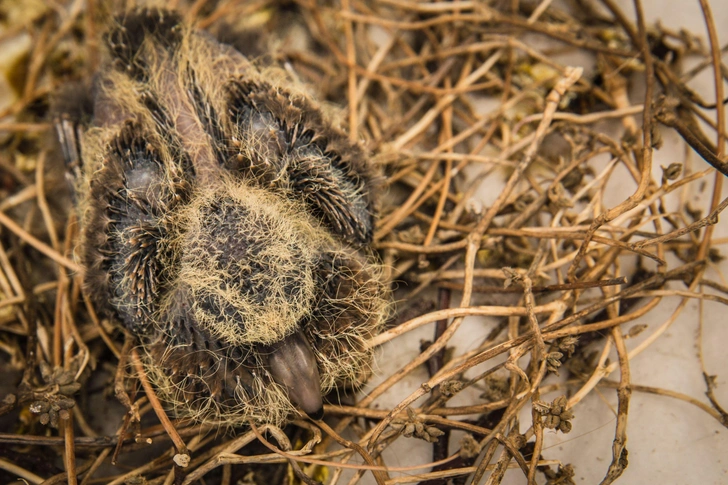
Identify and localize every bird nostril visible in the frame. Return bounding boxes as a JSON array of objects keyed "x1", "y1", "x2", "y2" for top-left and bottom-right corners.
[{"x1": 266, "y1": 330, "x2": 324, "y2": 419}]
